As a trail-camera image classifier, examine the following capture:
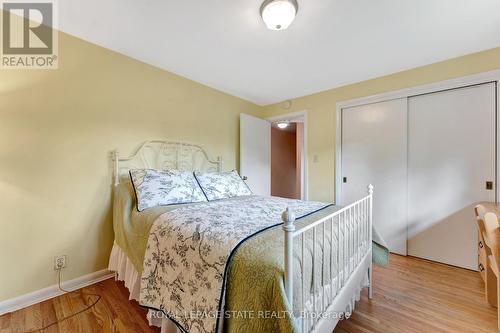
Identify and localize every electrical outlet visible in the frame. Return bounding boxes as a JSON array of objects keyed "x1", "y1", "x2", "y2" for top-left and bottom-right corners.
[{"x1": 54, "y1": 255, "x2": 66, "y2": 270}]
